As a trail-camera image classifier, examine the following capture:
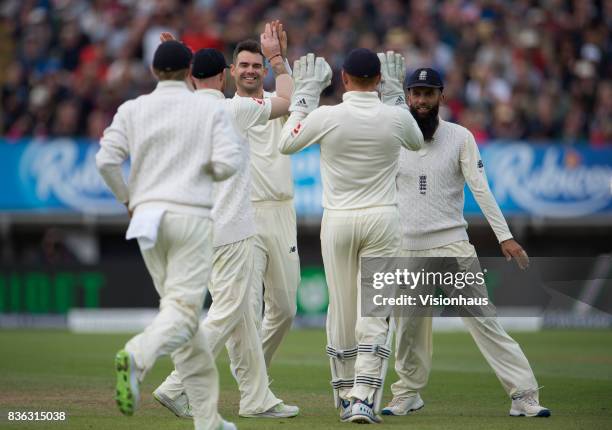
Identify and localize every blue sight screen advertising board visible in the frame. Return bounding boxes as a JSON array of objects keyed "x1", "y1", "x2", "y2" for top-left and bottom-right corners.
[{"x1": 1, "y1": 139, "x2": 611, "y2": 218}]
